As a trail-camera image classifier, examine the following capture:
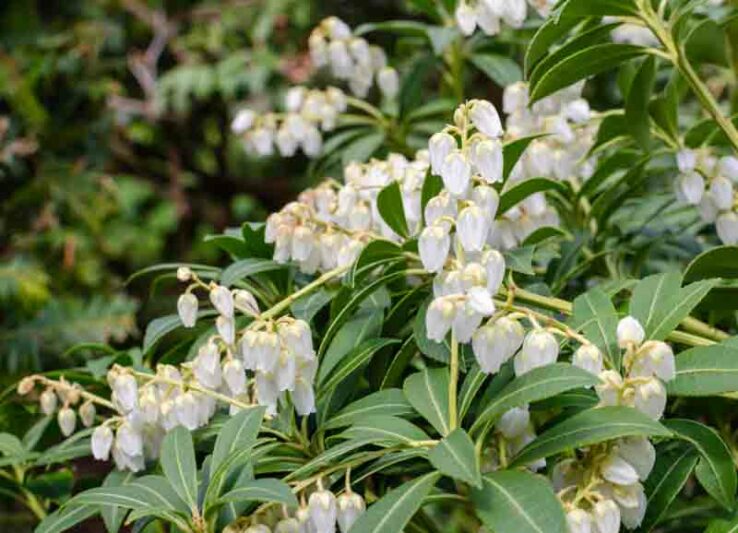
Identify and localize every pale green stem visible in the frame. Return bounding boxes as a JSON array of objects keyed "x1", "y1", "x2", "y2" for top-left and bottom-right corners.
[{"x1": 449, "y1": 331, "x2": 459, "y2": 432}]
